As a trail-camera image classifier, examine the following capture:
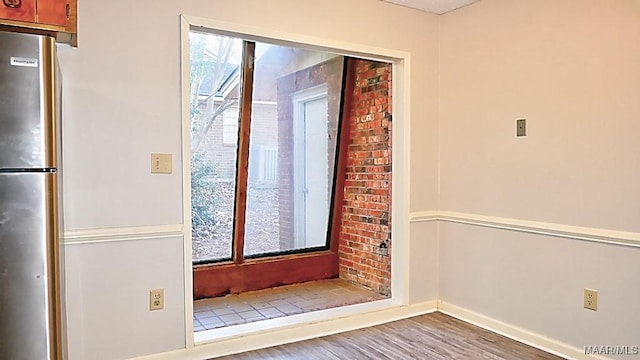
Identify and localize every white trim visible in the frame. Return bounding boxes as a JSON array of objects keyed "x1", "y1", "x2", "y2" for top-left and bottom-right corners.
[
  {"x1": 409, "y1": 211, "x2": 640, "y2": 248},
  {"x1": 132, "y1": 301, "x2": 437, "y2": 360},
  {"x1": 200, "y1": 97, "x2": 276, "y2": 106},
  {"x1": 184, "y1": 16, "x2": 407, "y2": 62},
  {"x1": 181, "y1": 14, "x2": 411, "y2": 351},
  {"x1": 291, "y1": 83, "x2": 329, "y2": 103},
  {"x1": 180, "y1": 15, "x2": 196, "y2": 348},
  {"x1": 63, "y1": 225, "x2": 183, "y2": 245},
  {"x1": 438, "y1": 302, "x2": 607, "y2": 360},
  {"x1": 252, "y1": 100, "x2": 277, "y2": 106},
  {"x1": 408, "y1": 210, "x2": 440, "y2": 223},
  {"x1": 292, "y1": 84, "x2": 329, "y2": 248},
  {"x1": 391, "y1": 56, "x2": 412, "y2": 305}
]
